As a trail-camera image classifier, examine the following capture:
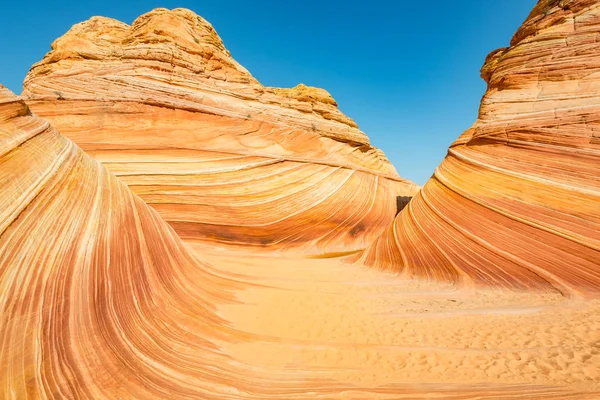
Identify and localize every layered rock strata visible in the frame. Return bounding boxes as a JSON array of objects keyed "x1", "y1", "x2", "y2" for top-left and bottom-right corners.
[
  {"x1": 23, "y1": 8, "x2": 418, "y2": 254},
  {"x1": 5, "y1": 84, "x2": 594, "y2": 400},
  {"x1": 0, "y1": 85, "x2": 243, "y2": 398},
  {"x1": 355, "y1": 0, "x2": 600, "y2": 295}
]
